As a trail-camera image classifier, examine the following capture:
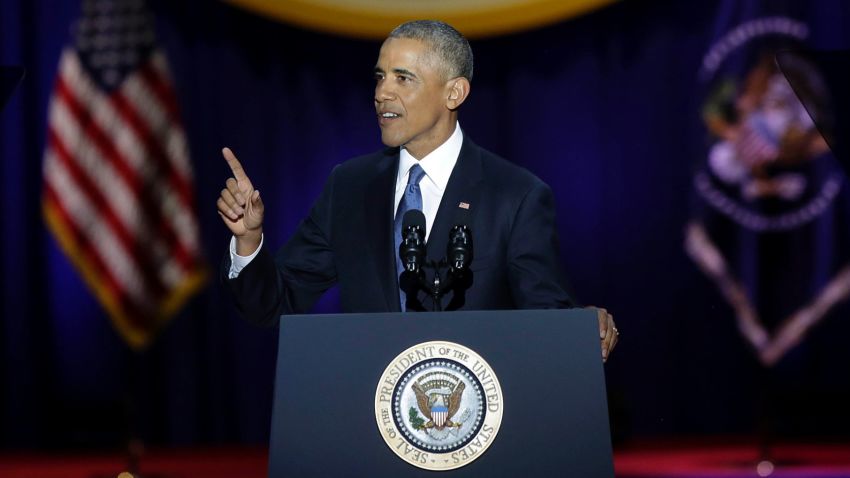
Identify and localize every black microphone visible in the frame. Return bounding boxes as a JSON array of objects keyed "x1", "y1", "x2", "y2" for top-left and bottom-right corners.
[
  {"x1": 444, "y1": 210, "x2": 473, "y2": 312},
  {"x1": 447, "y1": 206, "x2": 473, "y2": 271},
  {"x1": 400, "y1": 209, "x2": 426, "y2": 273},
  {"x1": 447, "y1": 224, "x2": 473, "y2": 271}
]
